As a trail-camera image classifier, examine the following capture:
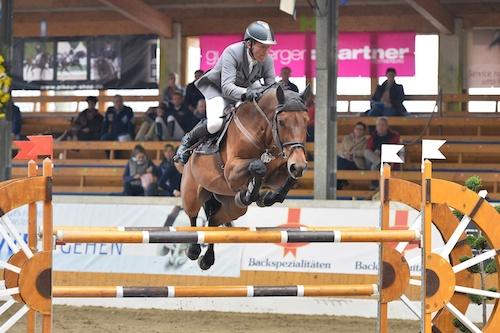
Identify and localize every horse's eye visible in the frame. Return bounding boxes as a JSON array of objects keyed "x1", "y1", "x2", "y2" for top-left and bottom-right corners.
[{"x1": 279, "y1": 120, "x2": 285, "y2": 128}]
